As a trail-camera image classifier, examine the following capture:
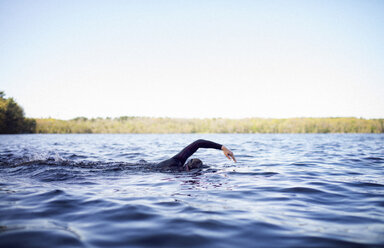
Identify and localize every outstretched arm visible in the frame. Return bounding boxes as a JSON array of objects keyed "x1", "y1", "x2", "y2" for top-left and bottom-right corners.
[{"x1": 172, "y1": 139, "x2": 236, "y2": 165}]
